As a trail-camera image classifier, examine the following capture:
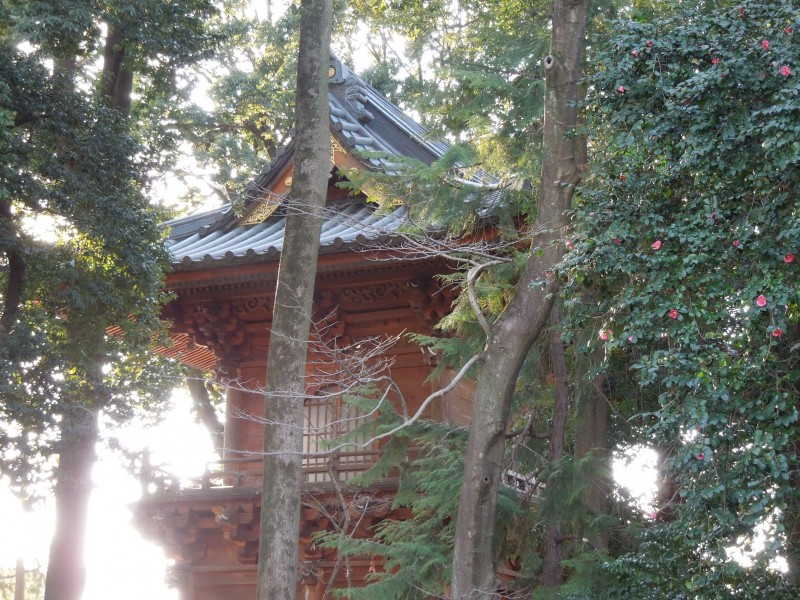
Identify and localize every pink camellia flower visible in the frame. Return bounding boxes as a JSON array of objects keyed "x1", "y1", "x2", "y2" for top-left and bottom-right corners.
[
  {"x1": 669, "y1": 309, "x2": 679, "y2": 319},
  {"x1": 628, "y1": 335, "x2": 635, "y2": 343},
  {"x1": 762, "y1": 39, "x2": 770, "y2": 50},
  {"x1": 566, "y1": 240, "x2": 574, "y2": 250},
  {"x1": 785, "y1": 253, "x2": 795, "y2": 263},
  {"x1": 614, "y1": 237, "x2": 622, "y2": 244},
  {"x1": 631, "y1": 49, "x2": 639, "y2": 57},
  {"x1": 772, "y1": 327, "x2": 783, "y2": 337},
  {"x1": 616, "y1": 85, "x2": 626, "y2": 93},
  {"x1": 599, "y1": 329, "x2": 609, "y2": 341},
  {"x1": 733, "y1": 240, "x2": 741, "y2": 247},
  {"x1": 781, "y1": 65, "x2": 791, "y2": 76},
  {"x1": 651, "y1": 240, "x2": 662, "y2": 250},
  {"x1": 756, "y1": 294, "x2": 767, "y2": 307},
  {"x1": 647, "y1": 40, "x2": 653, "y2": 47},
  {"x1": 786, "y1": 27, "x2": 793, "y2": 34},
  {"x1": 711, "y1": 57, "x2": 719, "y2": 65},
  {"x1": 697, "y1": 453, "x2": 705, "y2": 460},
  {"x1": 648, "y1": 511, "x2": 658, "y2": 520},
  {"x1": 710, "y1": 212, "x2": 717, "y2": 220}
]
